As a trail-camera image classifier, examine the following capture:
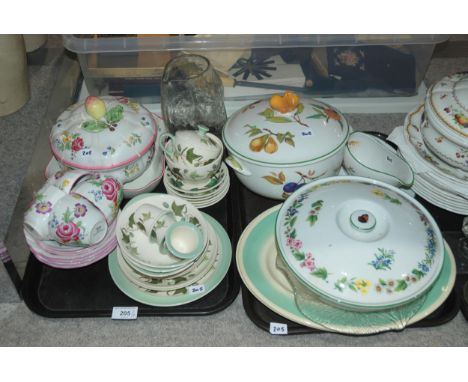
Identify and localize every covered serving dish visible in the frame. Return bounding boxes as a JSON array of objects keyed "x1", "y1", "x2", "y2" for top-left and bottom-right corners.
[
  {"x1": 422, "y1": 72, "x2": 468, "y2": 170},
  {"x1": 49, "y1": 96, "x2": 158, "y2": 183},
  {"x1": 222, "y1": 92, "x2": 350, "y2": 199},
  {"x1": 275, "y1": 176, "x2": 444, "y2": 311}
]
